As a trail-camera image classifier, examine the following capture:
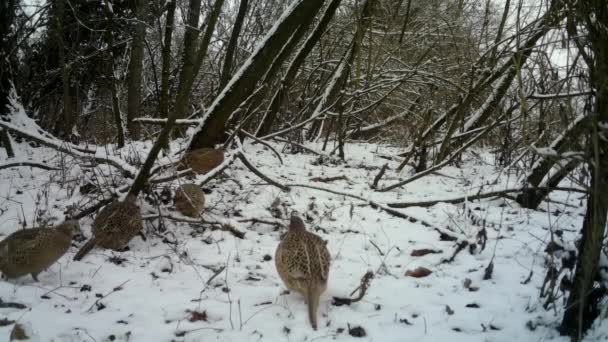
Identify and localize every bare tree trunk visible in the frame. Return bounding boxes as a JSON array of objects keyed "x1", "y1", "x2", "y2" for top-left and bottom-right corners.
[
  {"x1": 516, "y1": 116, "x2": 588, "y2": 209},
  {"x1": 306, "y1": 0, "x2": 376, "y2": 141},
  {"x1": 172, "y1": 0, "x2": 202, "y2": 124},
  {"x1": 174, "y1": 0, "x2": 225, "y2": 122},
  {"x1": 560, "y1": 0, "x2": 608, "y2": 338},
  {"x1": 159, "y1": 0, "x2": 176, "y2": 119},
  {"x1": 129, "y1": 0, "x2": 225, "y2": 195},
  {"x1": 219, "y1": 0, "x2": 249, "y2": 91},
  {"x1": 188, "y1": 0, "x2": 327, "y2": 150},
  {"x1": 102, "y1": 1, "x2": 125, "y2": 147},
  {"x1": 255, "y1": 0, "x2": 342, "y2": 137},
  {"x1": 126, "y1": 0, "x2": 149, "y2": 137},
  {"x1": 0, "y1": 0, "x2": 16, "y2": 157},
  {"x1": 50, "y1": 0, "x2": 75, "y2": 140},
  {"x1": 224, "y1": 0, "x2": 328, "y2": 133}
]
